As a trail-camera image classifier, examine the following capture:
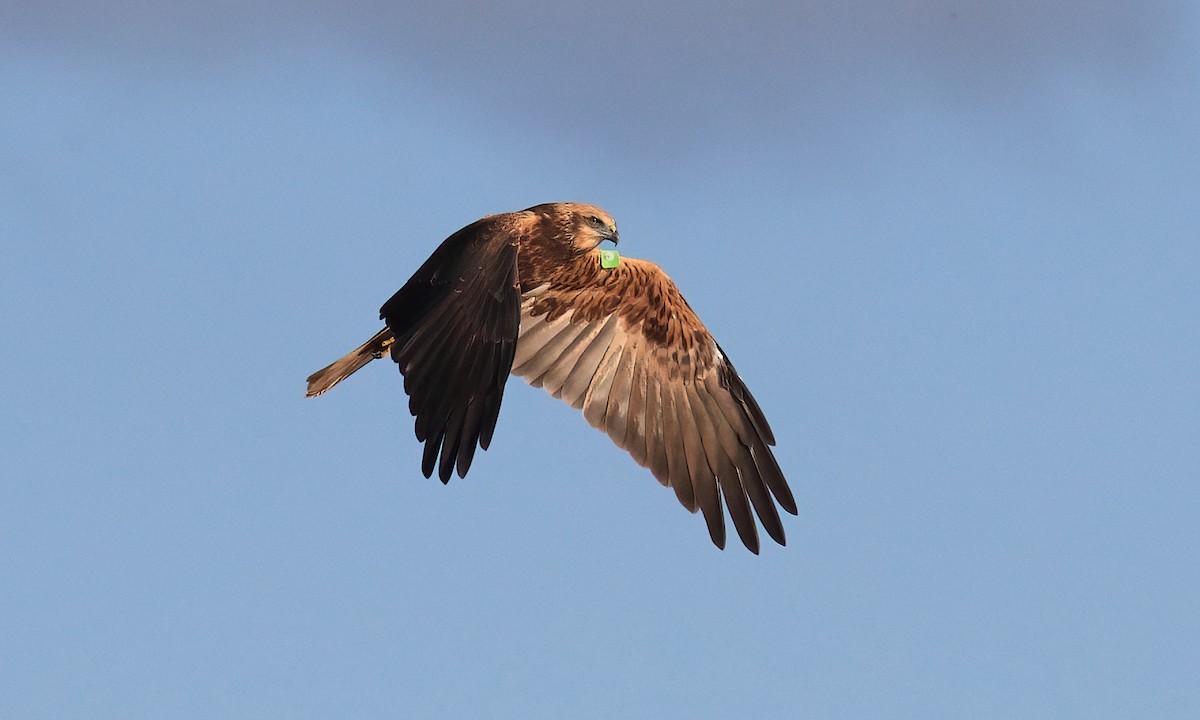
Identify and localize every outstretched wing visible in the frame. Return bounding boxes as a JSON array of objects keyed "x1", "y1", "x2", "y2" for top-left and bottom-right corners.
[
  {"x1": 380, "y1": 218, "x2": 522, "y2": 483},
  {"x1": 511, "y1": 257, "x2": 796, "y2": 553}
]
